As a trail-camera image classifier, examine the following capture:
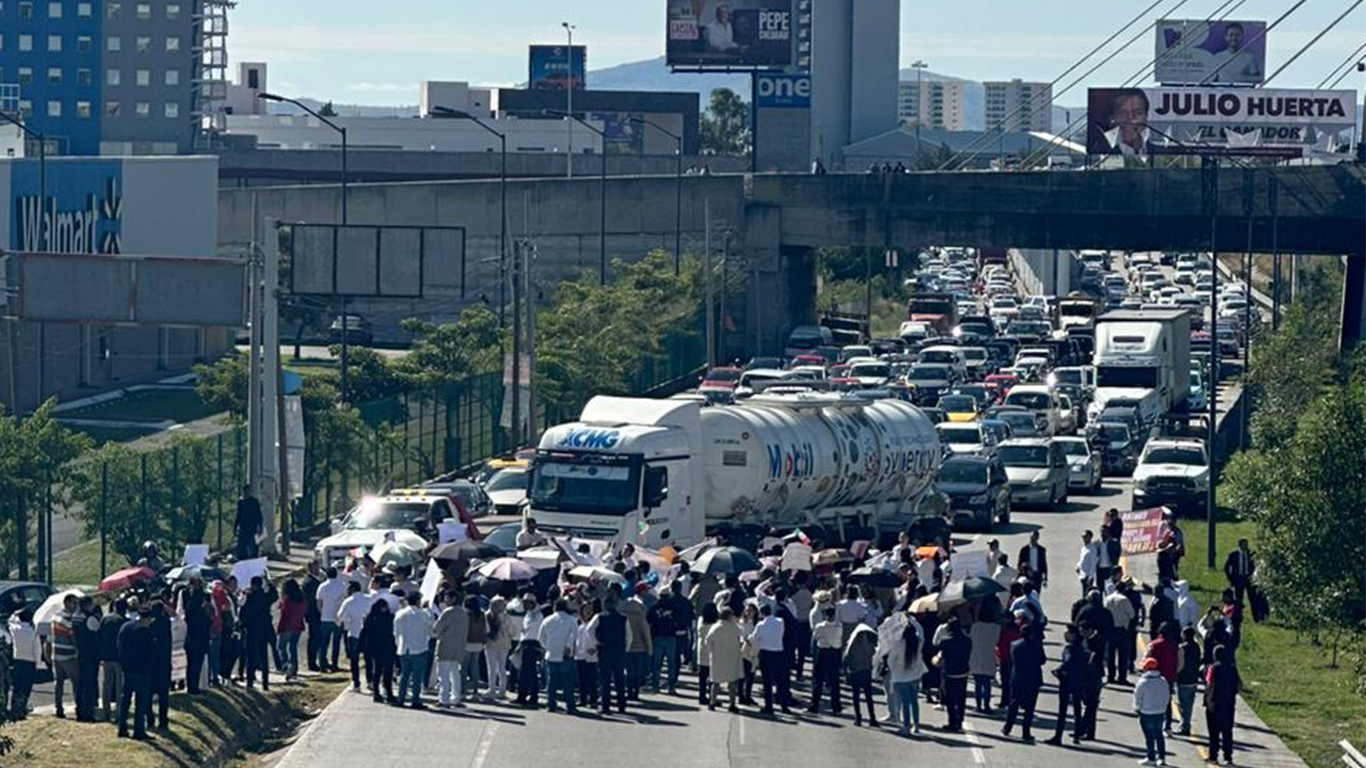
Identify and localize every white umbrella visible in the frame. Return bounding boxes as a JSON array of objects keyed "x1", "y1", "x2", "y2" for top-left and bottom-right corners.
[
  {"x1": 34, "y1": 588, "x2": 85, "y2": 628},
  {"x1": 372, "y1": 540, "x2": 419, "y2": 570},
  {"x1": 477, "y1": 557, "x2": 538, "y2": 582}
]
